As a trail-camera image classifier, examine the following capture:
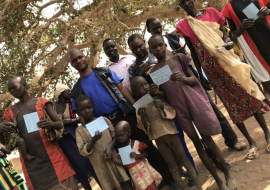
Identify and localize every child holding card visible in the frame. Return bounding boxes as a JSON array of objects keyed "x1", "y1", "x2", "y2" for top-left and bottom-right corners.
[
  {"x1": 148, "y1": 35, "x2": 237, "y2": 190},
  {"x1": 75, "y1": 95, "x2": 132, "y2": 190},
  {"x1": 130, "y1": 76, "x2": 201, "y2": 190},
  {"x1": 113, "y1": 121, "x2": 162, "y2": 190}
]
